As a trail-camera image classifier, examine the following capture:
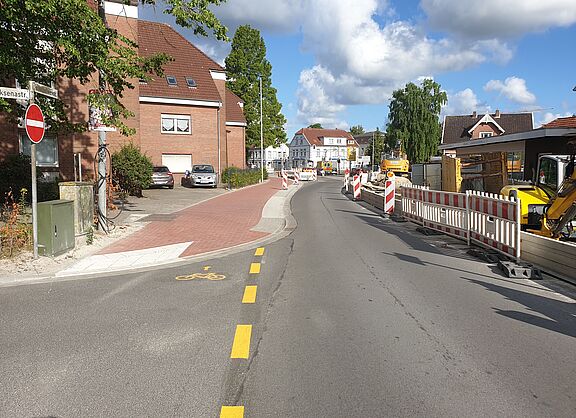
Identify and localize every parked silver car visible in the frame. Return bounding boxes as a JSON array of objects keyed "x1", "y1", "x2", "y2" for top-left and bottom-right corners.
[
  {"x1": 151, "y1": 166, "x2": 174, "y2": 189},
  {"x1": 190, "y1": 164, "x2": 217, "y2": 187}
]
